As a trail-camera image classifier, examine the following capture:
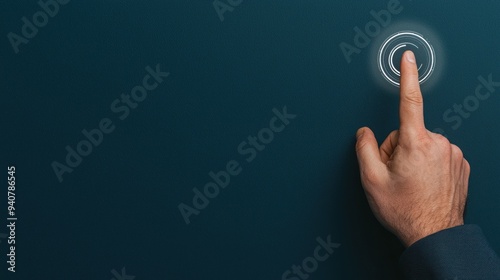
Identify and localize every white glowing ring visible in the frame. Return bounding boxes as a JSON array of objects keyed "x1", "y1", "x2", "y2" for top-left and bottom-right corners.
[{"x1": 377, "y1": 31, "x2": 435, "y2": 87}]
